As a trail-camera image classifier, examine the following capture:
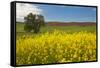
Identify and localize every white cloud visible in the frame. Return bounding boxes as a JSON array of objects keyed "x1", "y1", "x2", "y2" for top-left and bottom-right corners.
[{"x1": 16, "y1": 3, "x2": 42, "y2": 22}]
